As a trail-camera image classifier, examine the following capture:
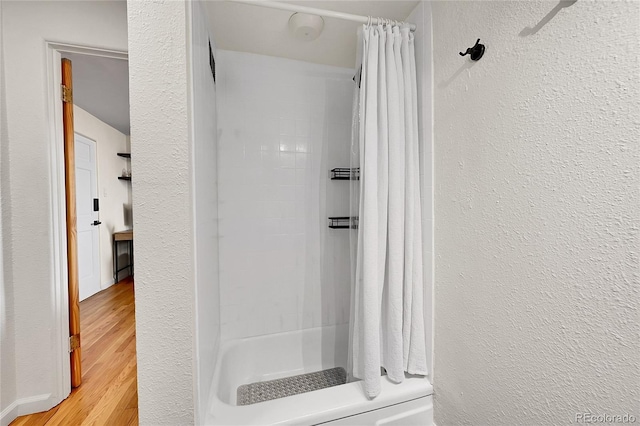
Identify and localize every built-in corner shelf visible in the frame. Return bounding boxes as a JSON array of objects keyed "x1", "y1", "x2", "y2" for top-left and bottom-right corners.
[
  {"x1": 118, "y1": 176, "x2": 131, "y2": 181},
  {"x1": 328, "y1": 217, "x2": 358, "y2": 229},
  {"x1": 330, "y1": 167, "x2": 360, "y2": 180}
]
